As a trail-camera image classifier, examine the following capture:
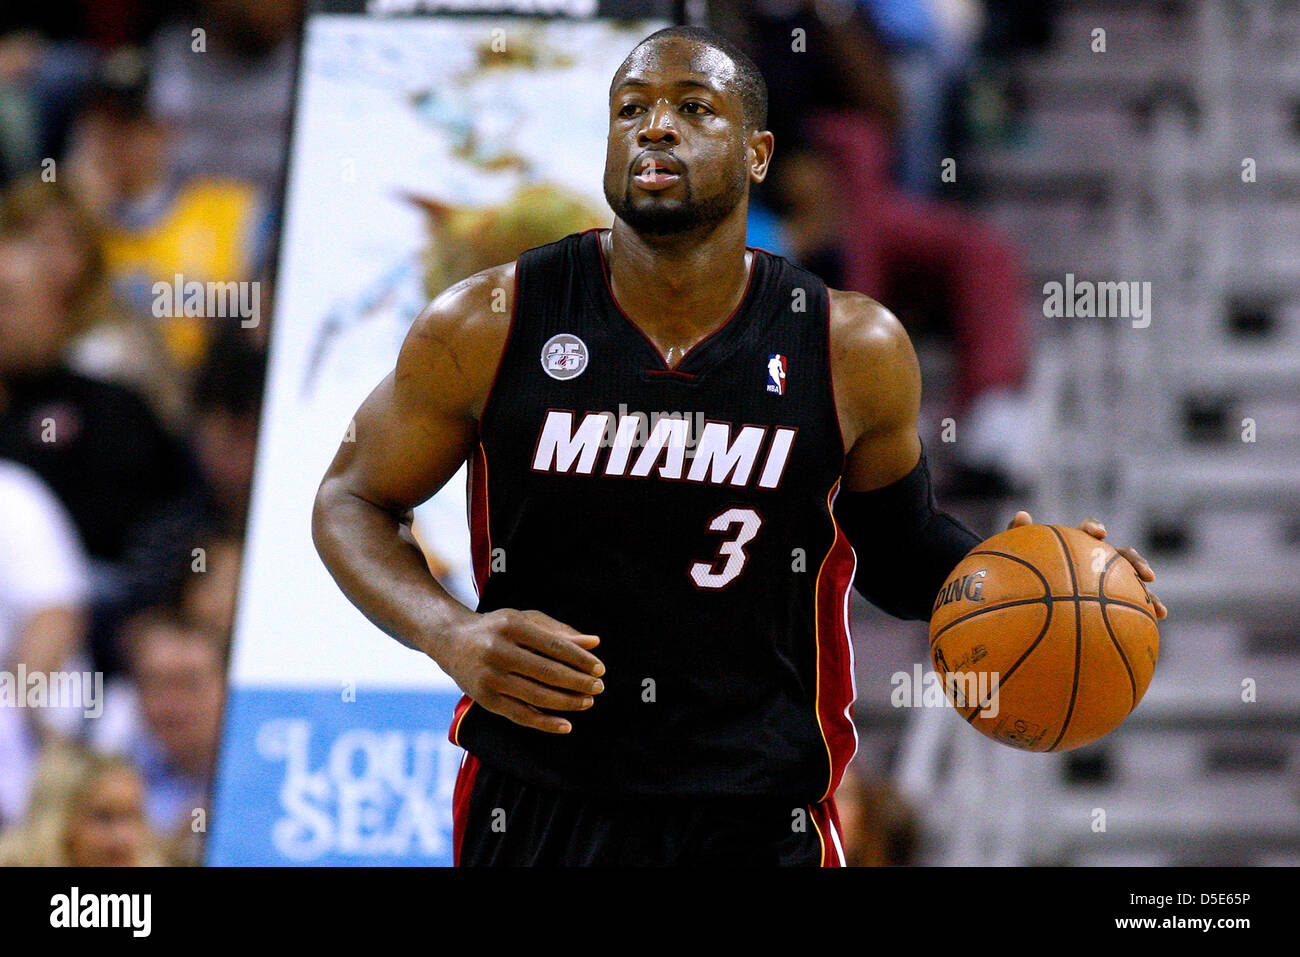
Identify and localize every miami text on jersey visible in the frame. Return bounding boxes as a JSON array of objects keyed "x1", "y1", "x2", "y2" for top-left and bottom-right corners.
[{"x1": 530, "y1": 409, "x2": 797, "y2": 490}]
